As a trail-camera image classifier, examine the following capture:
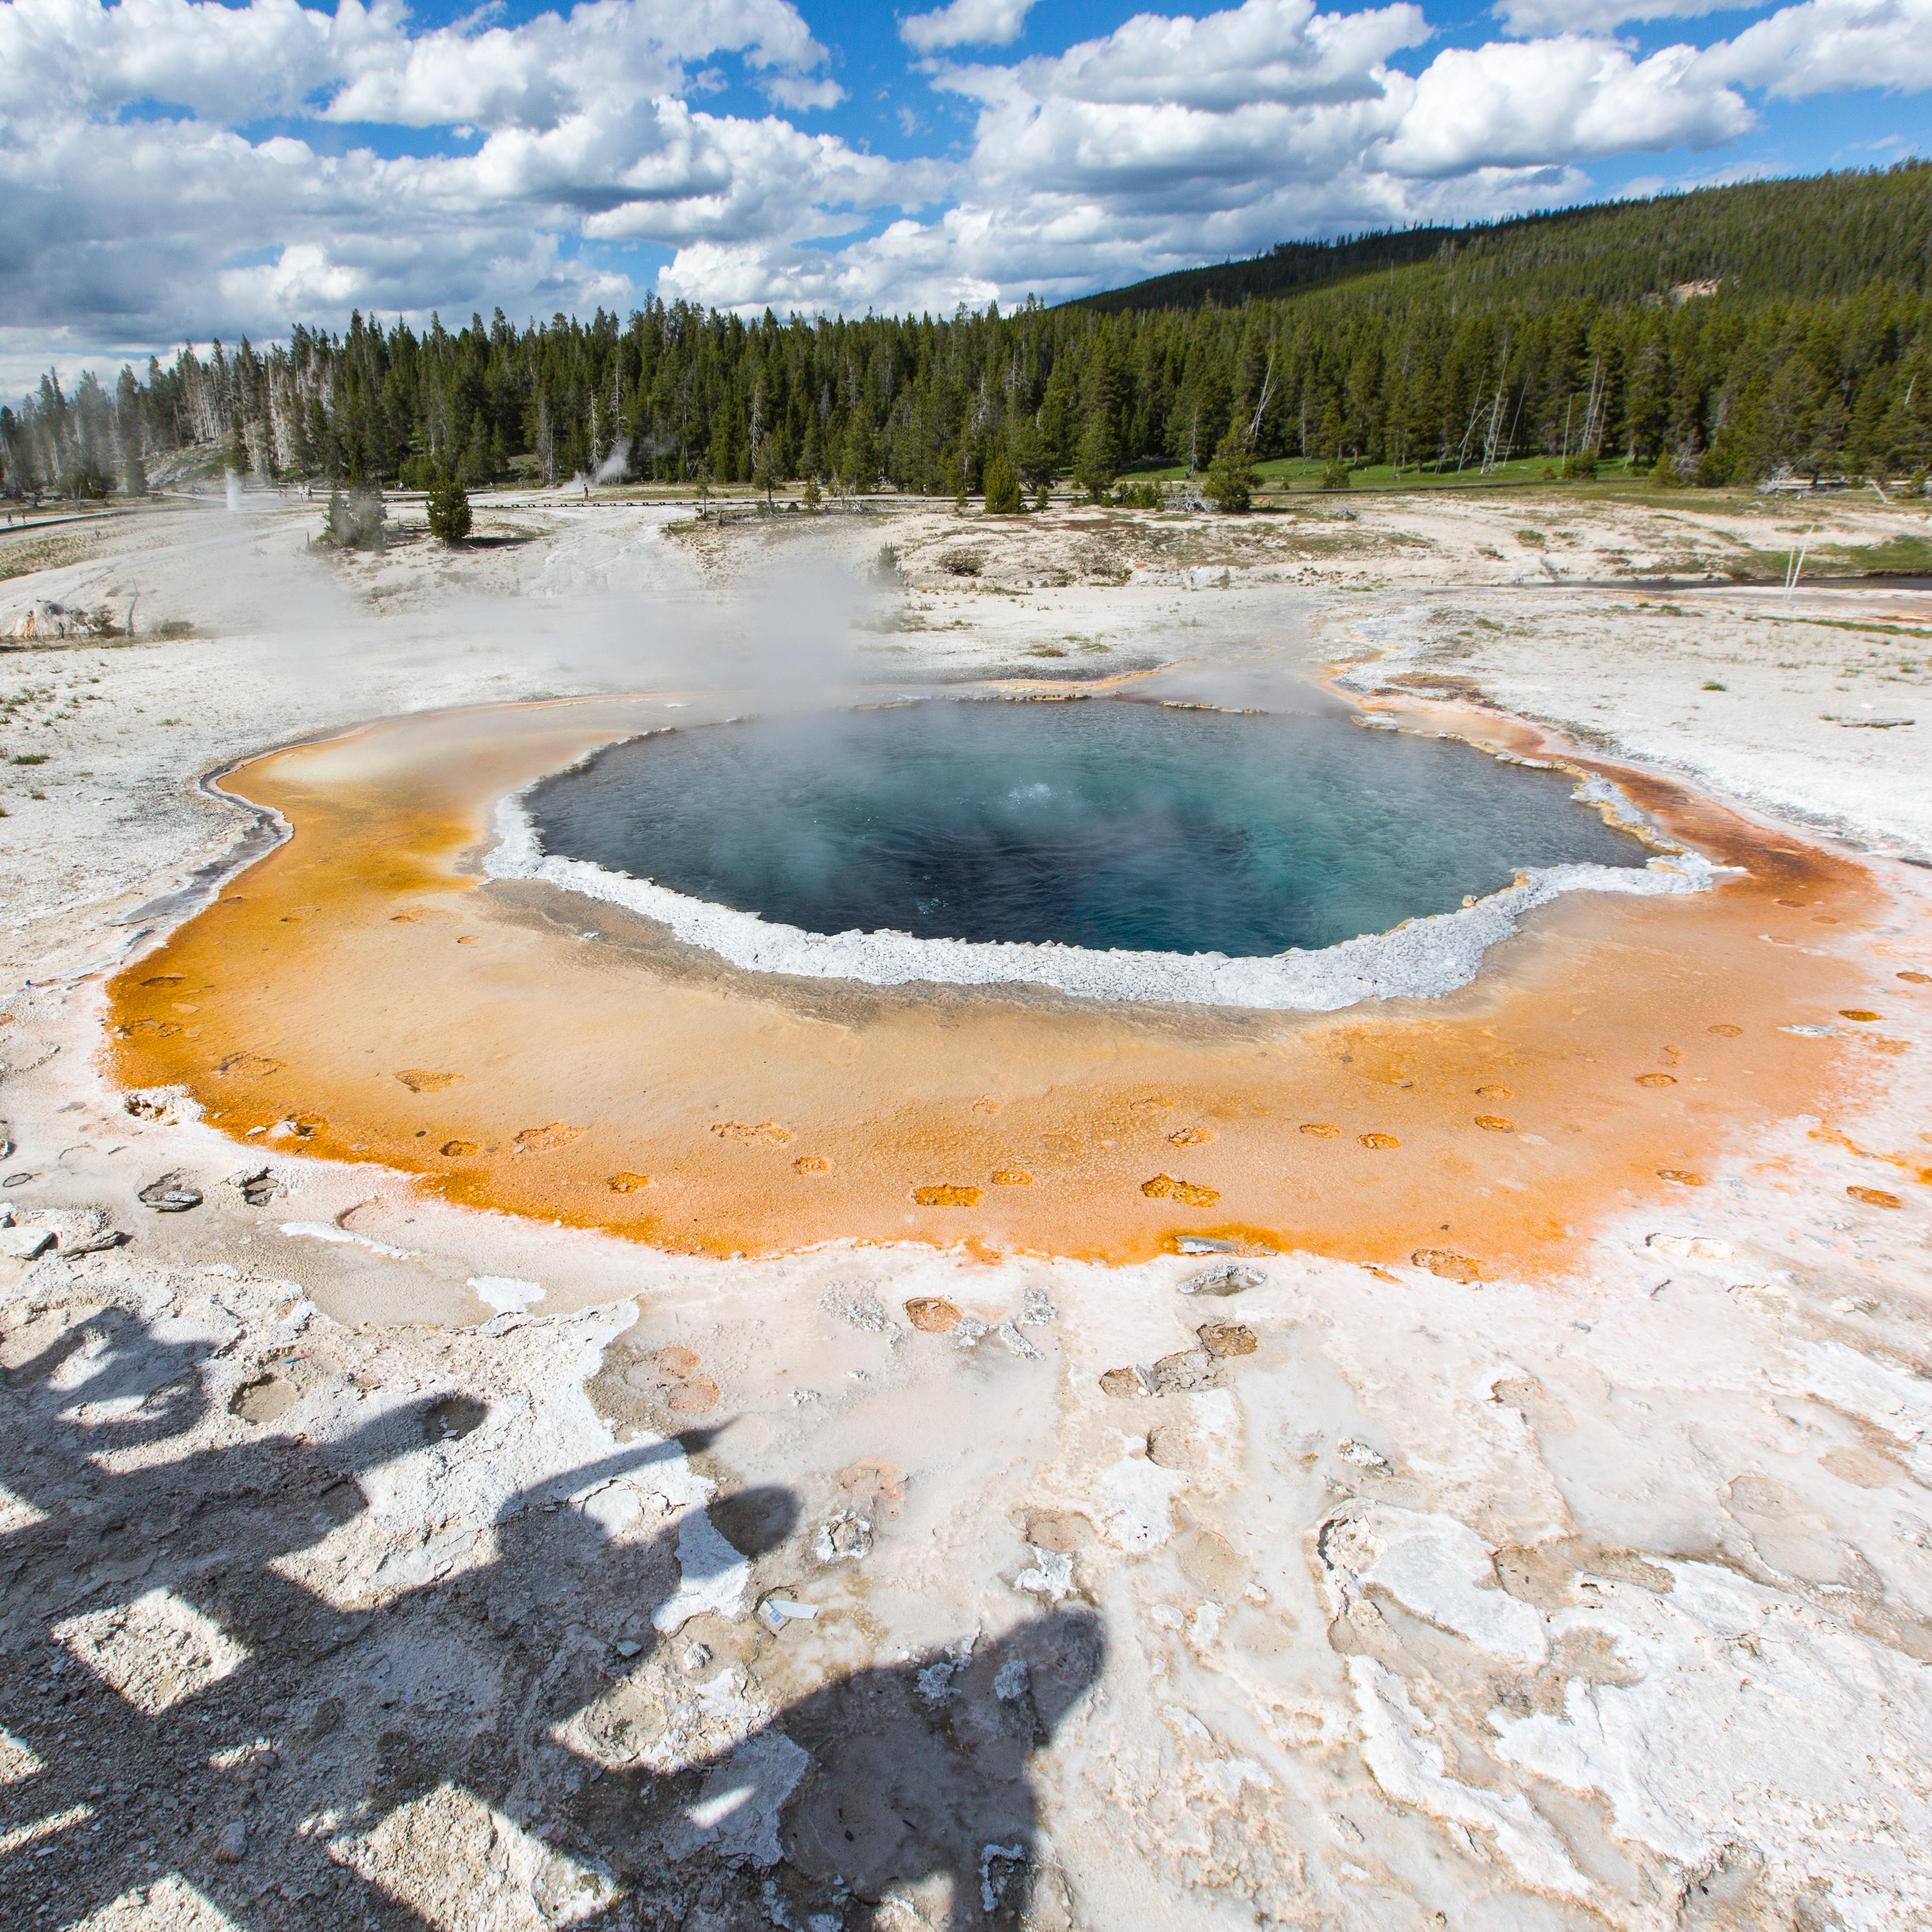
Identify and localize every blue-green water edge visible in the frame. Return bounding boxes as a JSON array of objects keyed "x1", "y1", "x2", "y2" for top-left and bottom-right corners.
[{"x1": 527, "y1": 701, "x2": 1648, "y2": 957}]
